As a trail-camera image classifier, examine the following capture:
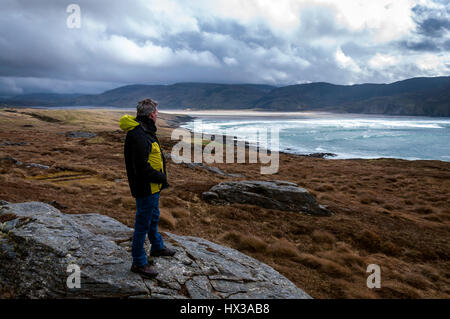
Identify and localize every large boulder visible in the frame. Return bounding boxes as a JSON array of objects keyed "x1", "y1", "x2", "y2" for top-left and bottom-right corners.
[
  {"x1": 0, "y1": 201, "x2": 311, "y2": 299},
  {"x1": 202, "y1": 180, "x2": 331, "y2": 216}
]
